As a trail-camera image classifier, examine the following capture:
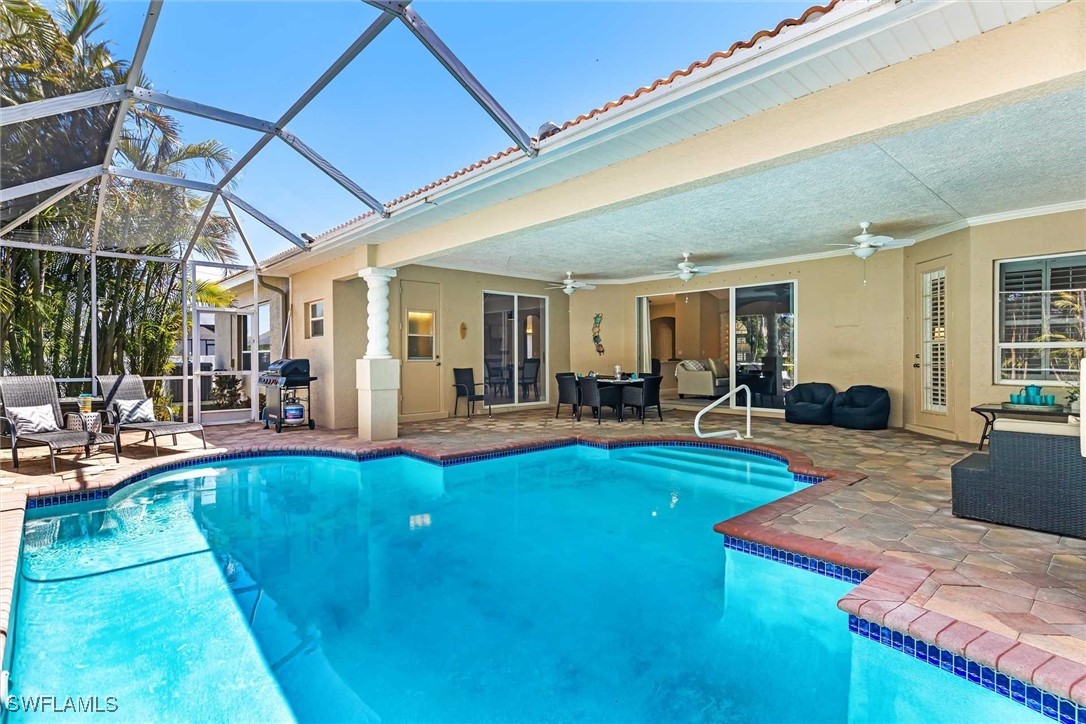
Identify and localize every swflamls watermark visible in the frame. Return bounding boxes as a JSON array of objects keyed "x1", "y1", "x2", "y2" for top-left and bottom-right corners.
[{"x1": 4, "y1": 695, "x2": 119, "y2": 714}]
